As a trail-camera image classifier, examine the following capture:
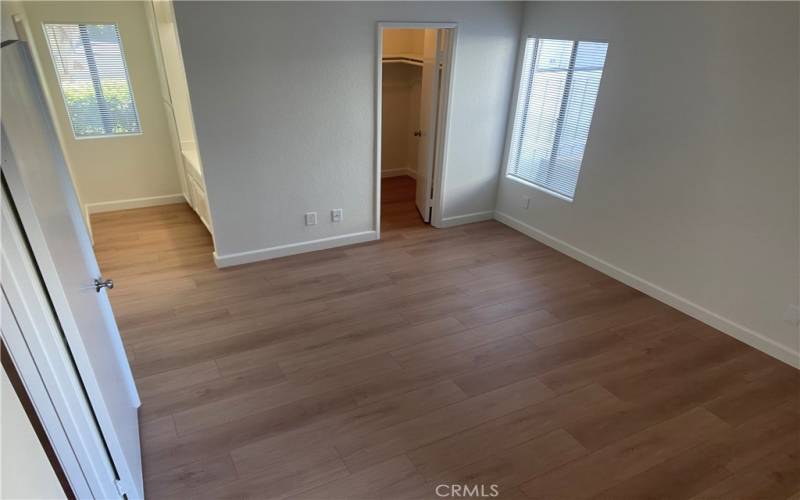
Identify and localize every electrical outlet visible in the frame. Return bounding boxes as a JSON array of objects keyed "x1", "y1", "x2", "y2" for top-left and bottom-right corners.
[
  {"x1": 784, "y1": 305, "x2": 800, "y2": 326},
  {"x1": 331, "y1": 209, "x2": 343, "y2": 223},
  {"x1": 305, "y1": 212, "x2": 317, "y2": 226},
  {"x1": 523, "y1": 197, "x2": 531, "y2": 210}
]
